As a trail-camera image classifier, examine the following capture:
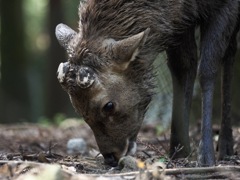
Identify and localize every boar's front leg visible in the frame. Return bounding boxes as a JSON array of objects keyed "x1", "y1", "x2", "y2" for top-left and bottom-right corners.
[
  {"x1": 167, "y1": 27, "x2": 197, "y2": 159},
  {"x1": 198, "y1": 2, "x2": 238, "y2": 166}
]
